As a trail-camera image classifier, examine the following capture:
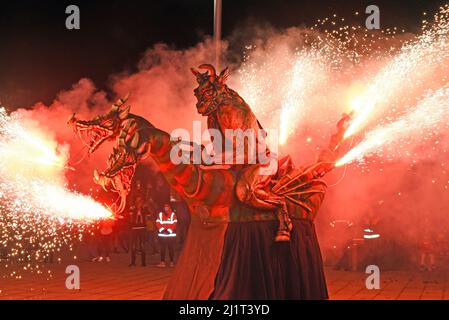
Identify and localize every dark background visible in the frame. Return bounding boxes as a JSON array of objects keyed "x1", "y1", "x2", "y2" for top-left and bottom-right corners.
[{"x1": 0, "y1": 0, "x2": 447, "y2": 107}]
